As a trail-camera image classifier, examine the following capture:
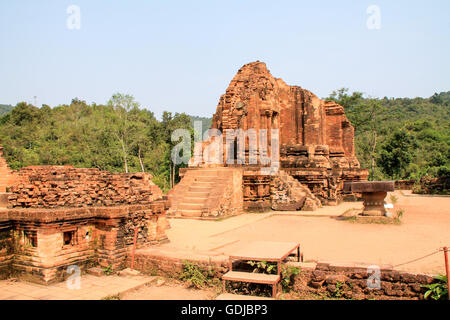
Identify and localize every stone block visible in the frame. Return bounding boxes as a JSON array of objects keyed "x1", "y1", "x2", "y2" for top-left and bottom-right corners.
[{"x1": 87, "y1": 267, "x2": 104, "y2": 277}]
